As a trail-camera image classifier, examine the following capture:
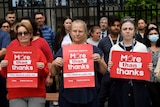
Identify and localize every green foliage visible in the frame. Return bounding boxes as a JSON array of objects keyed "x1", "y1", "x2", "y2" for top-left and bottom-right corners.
[
  {"x1": 115, "y1": 0, "x2": 160, "y2": 22},
  {"x1": 125, "y1": 0, "x2": 156, "y2": 6}
]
